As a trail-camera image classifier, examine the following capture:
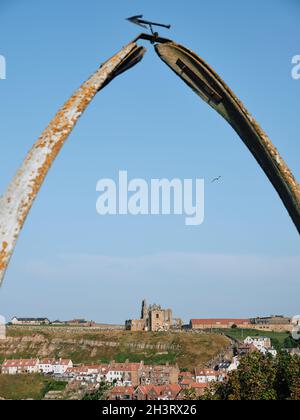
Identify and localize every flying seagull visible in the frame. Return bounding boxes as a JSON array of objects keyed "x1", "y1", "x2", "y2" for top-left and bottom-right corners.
[{"x1": 211, "y1": 176, "x2": 222, "y2": 183}]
